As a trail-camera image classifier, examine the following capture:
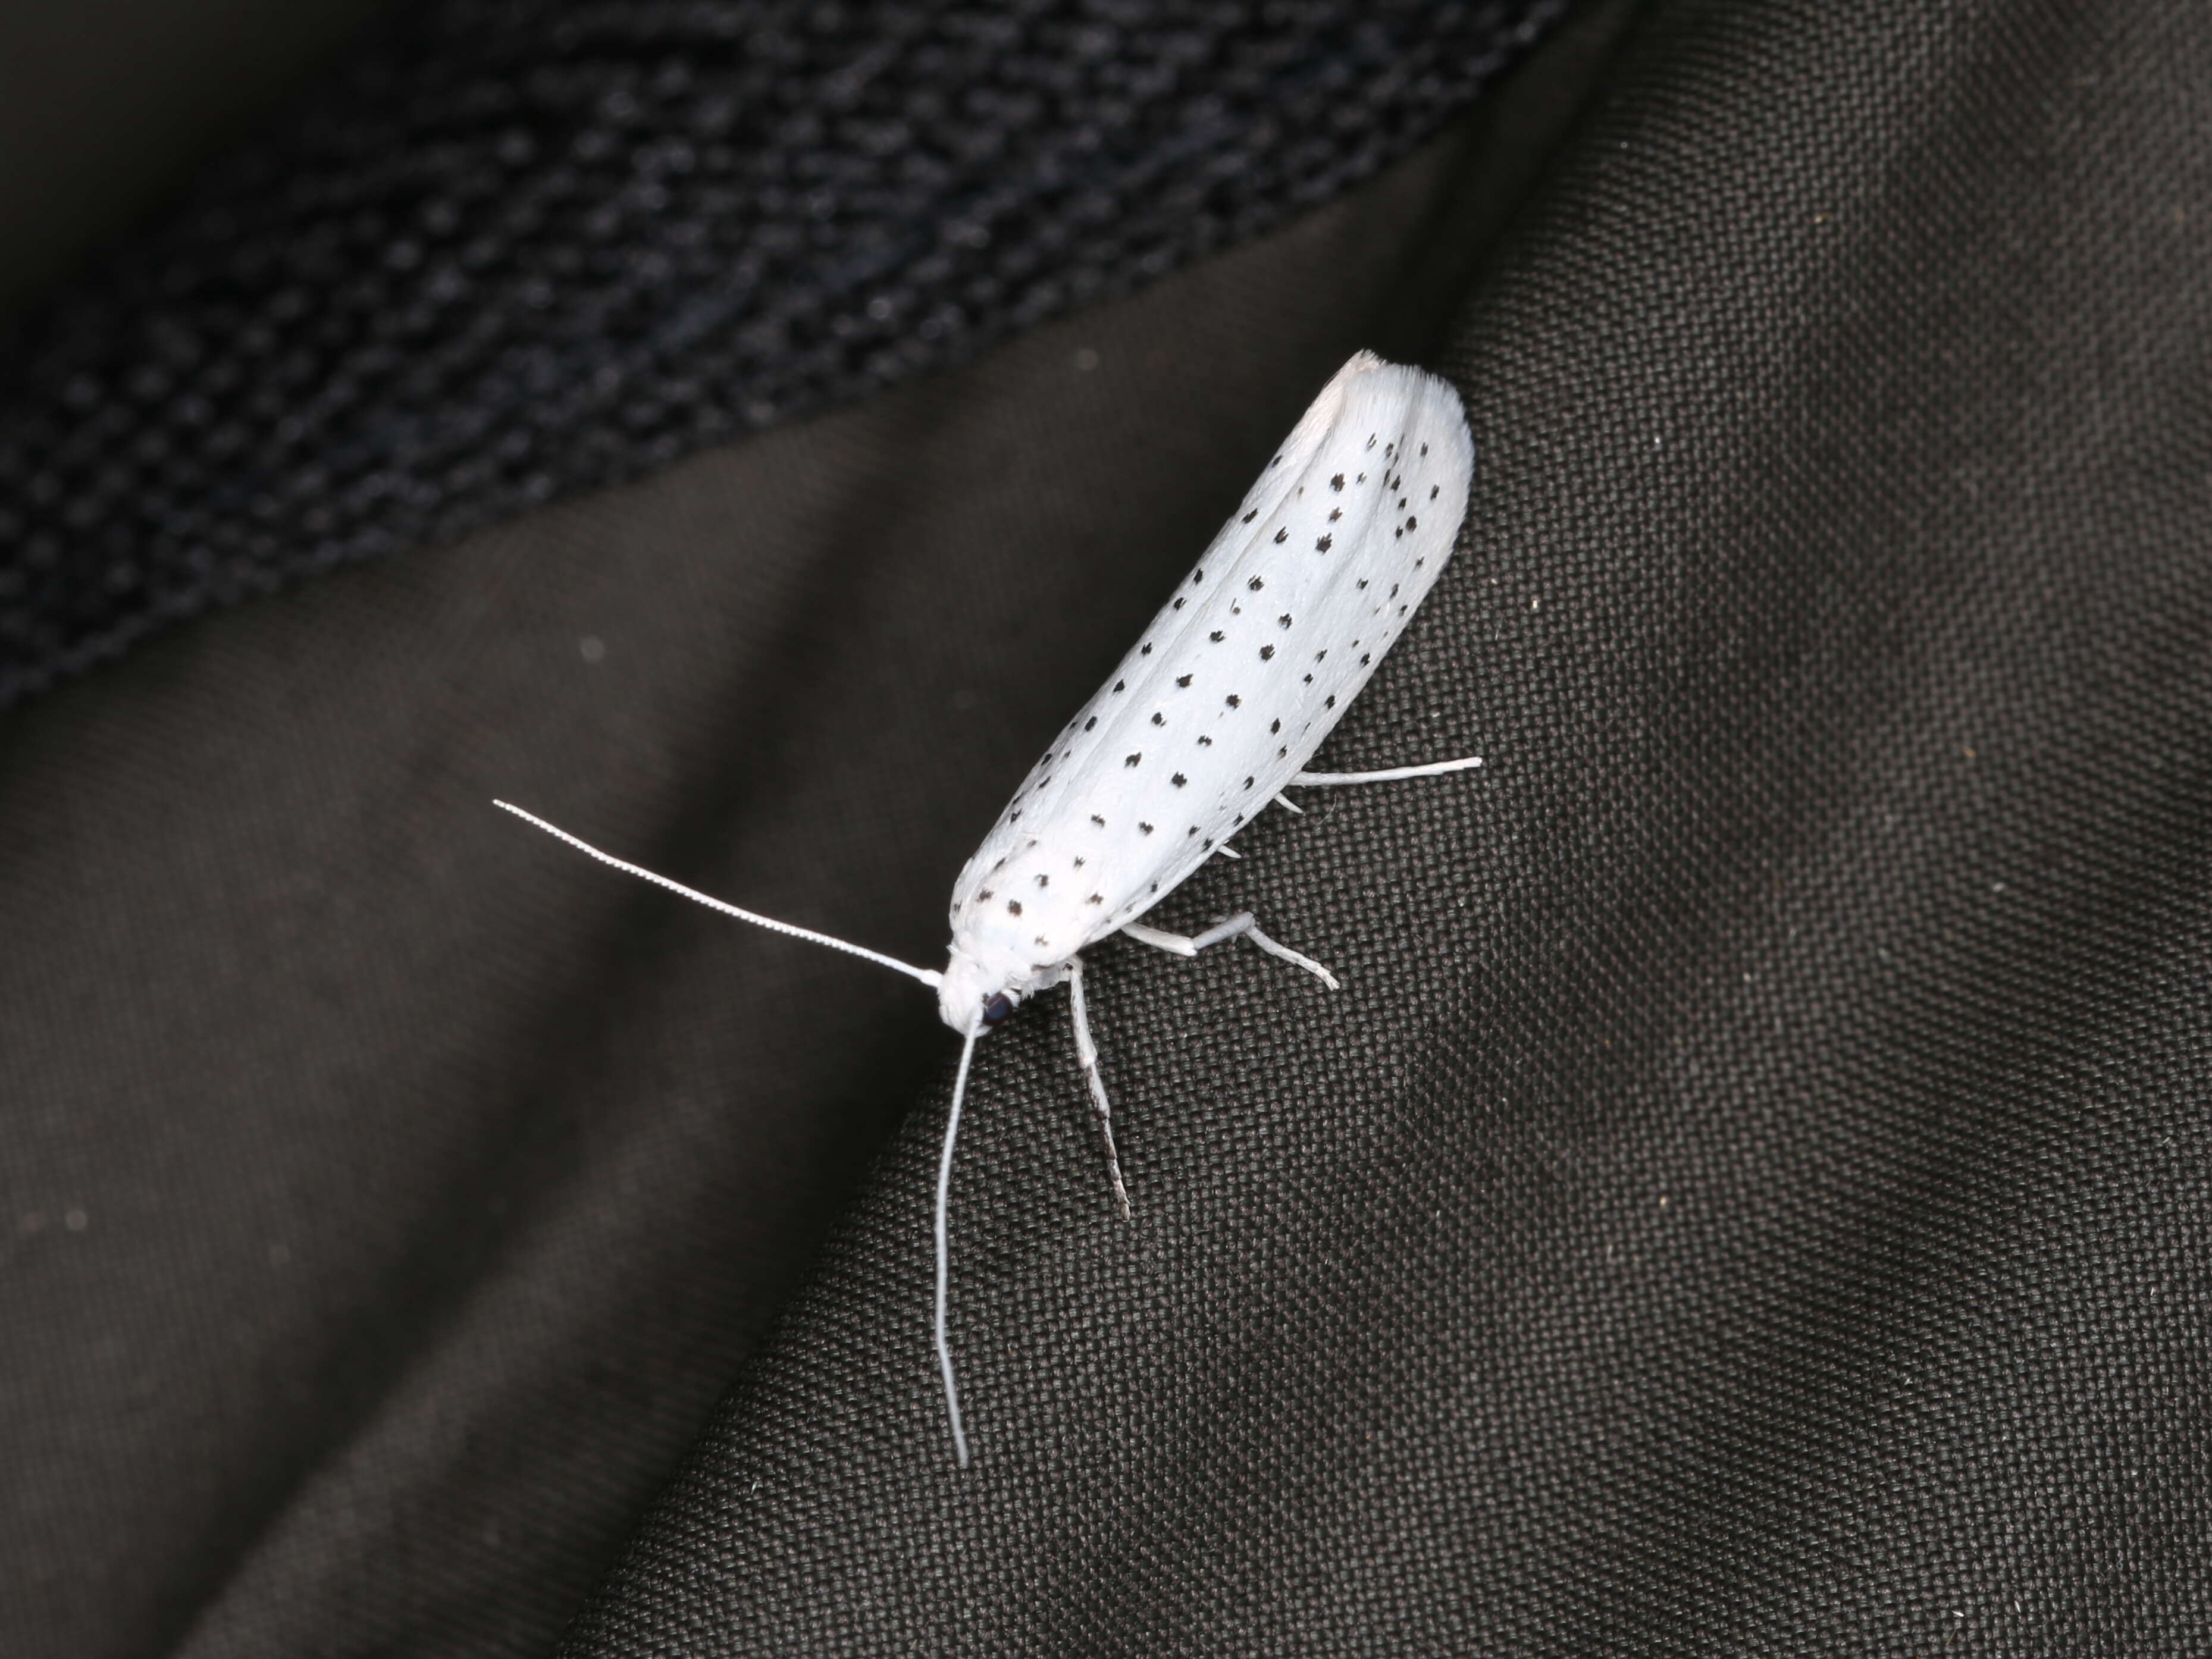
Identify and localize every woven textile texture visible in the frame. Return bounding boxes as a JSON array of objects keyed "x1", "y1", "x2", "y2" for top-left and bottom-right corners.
[
  {"x1": 559, "y1": 1, "x2": 2212, "y2": 1654},
  {"x1": 2, "y1": 0, "x2": 2207, "y2": 1654},
  {"x1": 0, "y1": 0, "x2": 1566, "y2": 709},
  {"x1": 0, "y1": 11, "x2": 1629, "y2": 1655}
]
